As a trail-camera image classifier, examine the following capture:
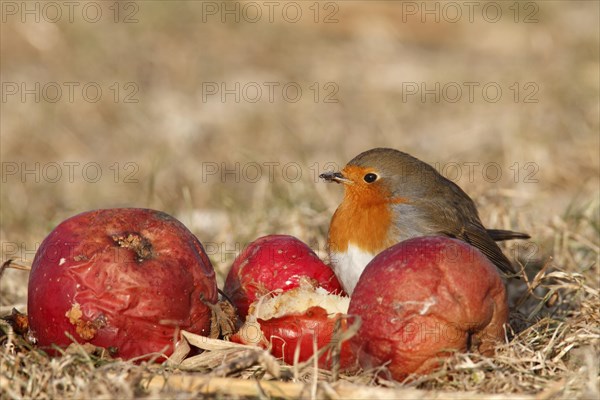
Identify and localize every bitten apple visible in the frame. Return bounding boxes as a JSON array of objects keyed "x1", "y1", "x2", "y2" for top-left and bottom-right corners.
[
  {"x1": 225, "y1": 235, "x2": 354, "y2": 369},
  {"x1": 224, "y1": 235, "x2": 344, "y2": 320}
]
